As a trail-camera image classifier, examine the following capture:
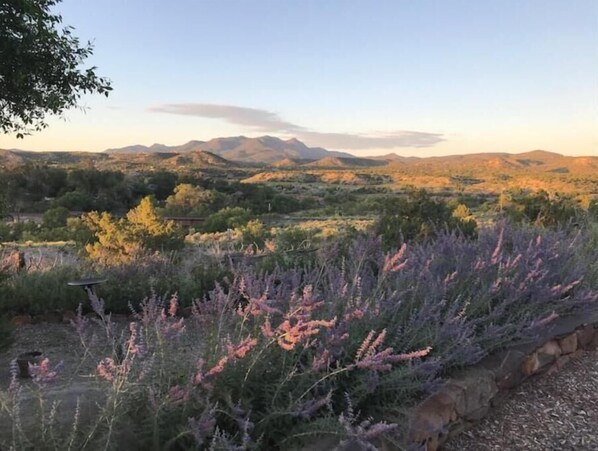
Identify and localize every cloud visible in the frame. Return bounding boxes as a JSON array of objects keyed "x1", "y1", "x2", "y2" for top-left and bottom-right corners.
[{"x1": 148, "y1": 103, "x2": 444, "y2": 149}]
